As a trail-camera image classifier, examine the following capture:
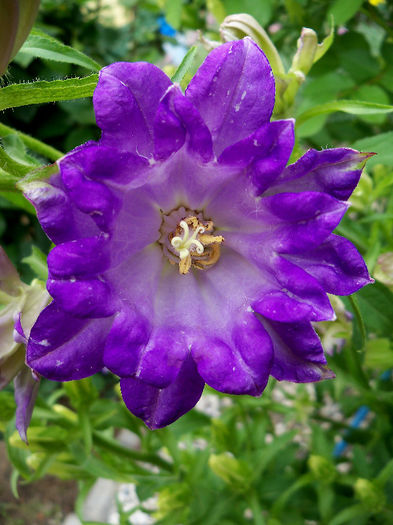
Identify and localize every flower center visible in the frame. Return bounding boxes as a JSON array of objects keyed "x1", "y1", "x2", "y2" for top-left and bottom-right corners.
[{"x1": 159, "y1": 208, "x2": 224, "y2": 274}]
